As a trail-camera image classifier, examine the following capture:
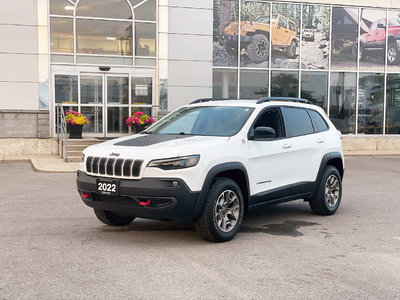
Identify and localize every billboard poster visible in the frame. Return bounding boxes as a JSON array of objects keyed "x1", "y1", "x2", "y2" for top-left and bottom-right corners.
[
  {"x1": 213, "y1": 0, "x2": 239, "y2": 67},
  {"x1": 301, "y1": 5, "x2": 330, "y2": 70},
  {"x1": 387, "y1": 10, "x2": 400, "y2": 72},
  {"x1": 271, "y1": 3, "x2": 301, "y2": 69}
]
